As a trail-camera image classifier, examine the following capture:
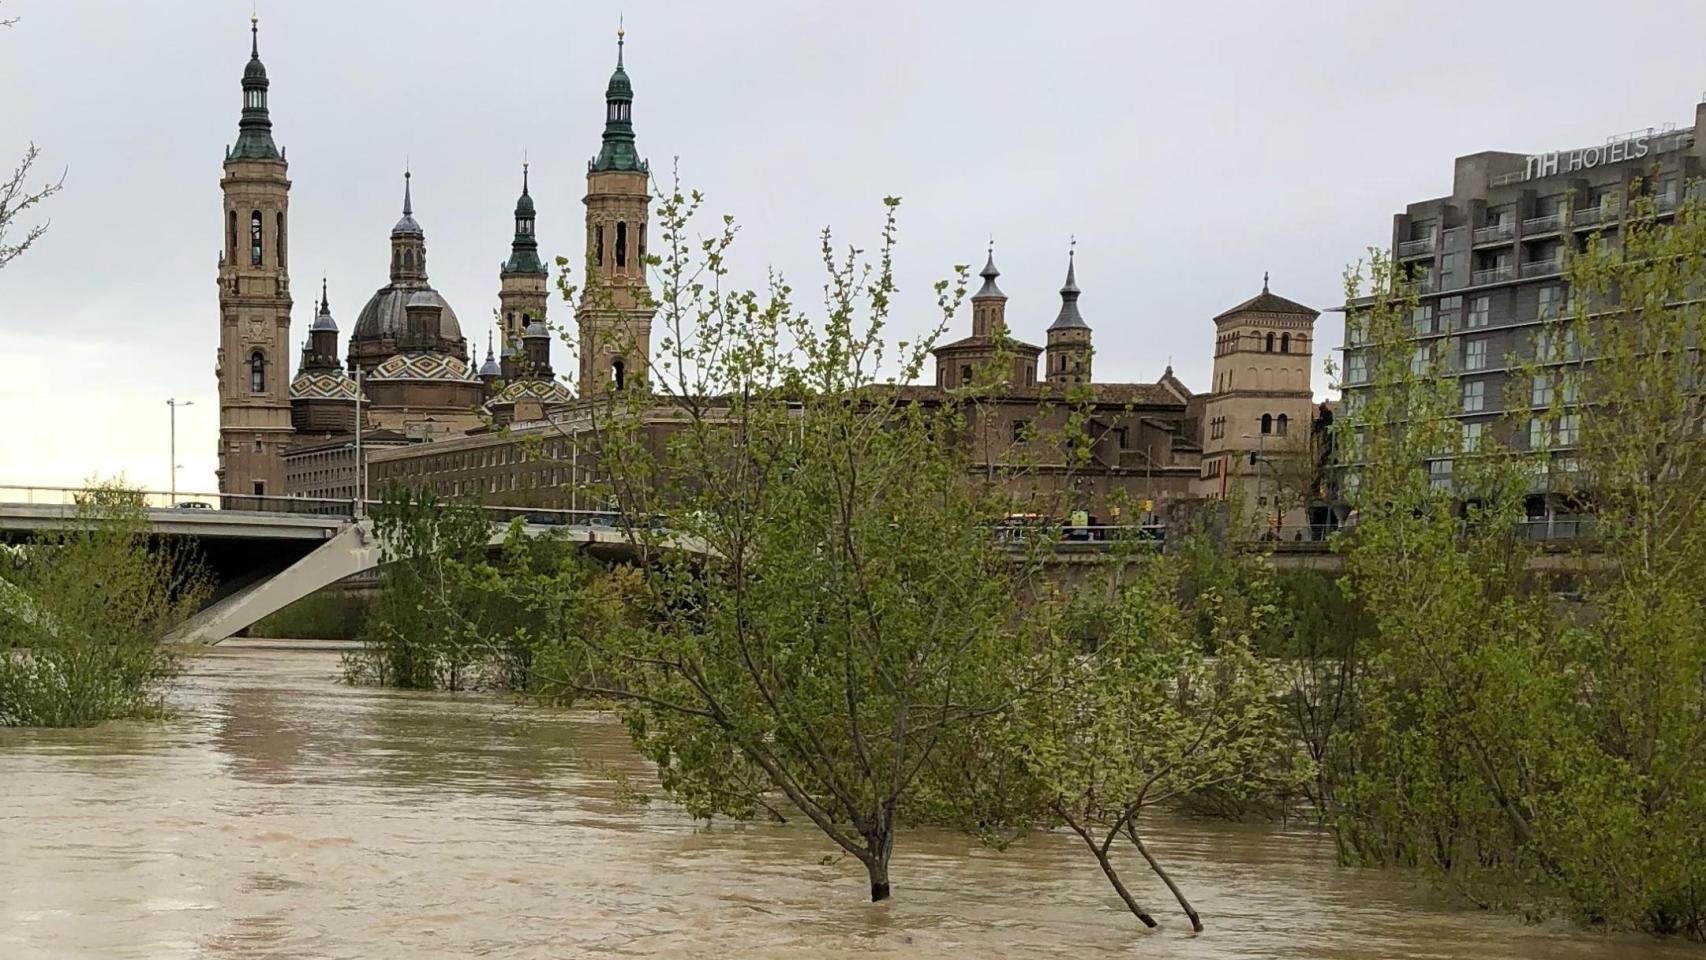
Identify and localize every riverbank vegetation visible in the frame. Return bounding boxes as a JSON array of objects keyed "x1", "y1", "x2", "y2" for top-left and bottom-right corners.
[
  {"x1": 347, "y1": 187, "x2": 1706, "y2": 942},
  {"x1": 1327, "y1": 192, "x2": 1706, "y2": 939},
  {"x1": 0, "y1": 483, "x2": 206, "y2": 727}
]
